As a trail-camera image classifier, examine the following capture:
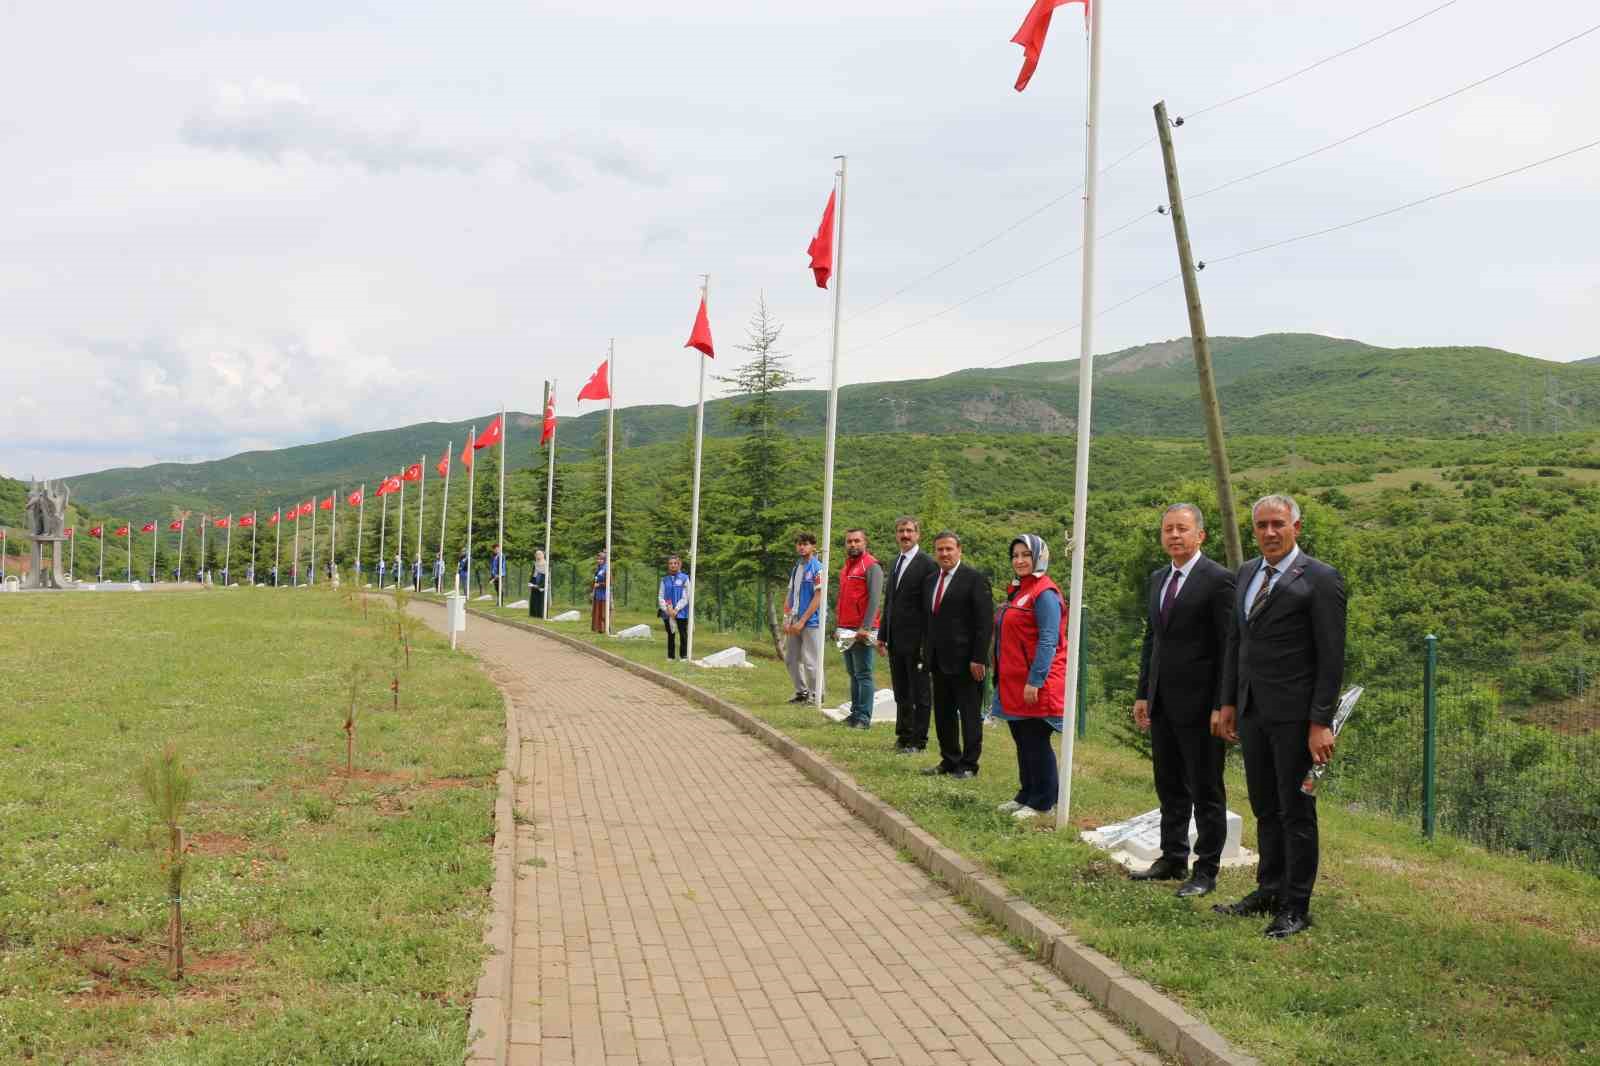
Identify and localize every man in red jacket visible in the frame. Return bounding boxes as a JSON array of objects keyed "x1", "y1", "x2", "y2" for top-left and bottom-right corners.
[{"x1": 836, "y1": 529, "x2": 884, "y2": 730}]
